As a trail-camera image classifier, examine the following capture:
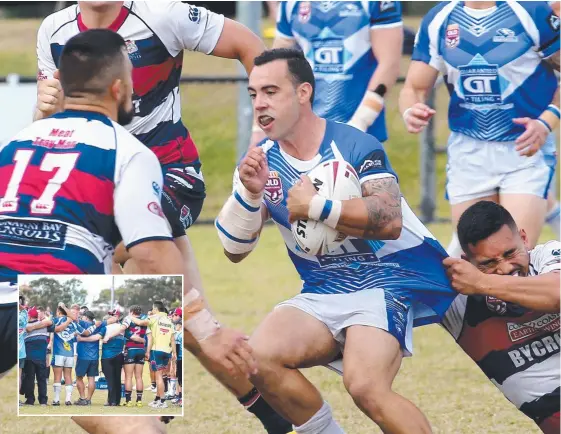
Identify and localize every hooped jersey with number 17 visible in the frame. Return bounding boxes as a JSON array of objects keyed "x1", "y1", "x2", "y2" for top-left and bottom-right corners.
[{"x1": 0, "y1": 110, "x2": 173, "y2": 285}]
